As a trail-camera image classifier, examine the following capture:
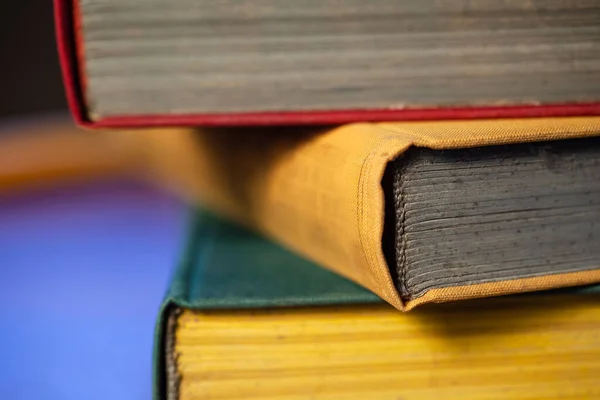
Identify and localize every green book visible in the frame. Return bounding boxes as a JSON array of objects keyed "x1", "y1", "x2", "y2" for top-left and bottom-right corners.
[
  {"x1": 154, "y1": 210, "x2": 600, "y2": 400},
  {"x1": 153, "y1": 210, "x2": 381, "y2": 400}
]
